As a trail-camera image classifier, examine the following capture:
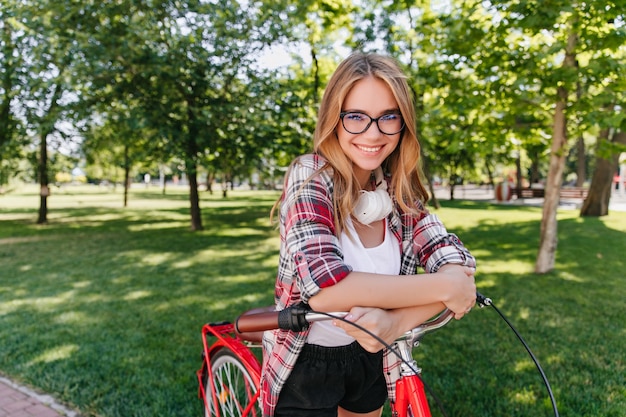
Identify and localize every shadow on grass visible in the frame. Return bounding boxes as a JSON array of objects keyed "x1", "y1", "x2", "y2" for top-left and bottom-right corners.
[
  {"x1": 0, "y1": 198, "x2": 624, "y2": 417},
  {"x1": 0, "y1": 201, "x2": 279, "y2": 416},
  {"x1": 414, "y1": 203, "x2": 625, "y2": 417}
]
